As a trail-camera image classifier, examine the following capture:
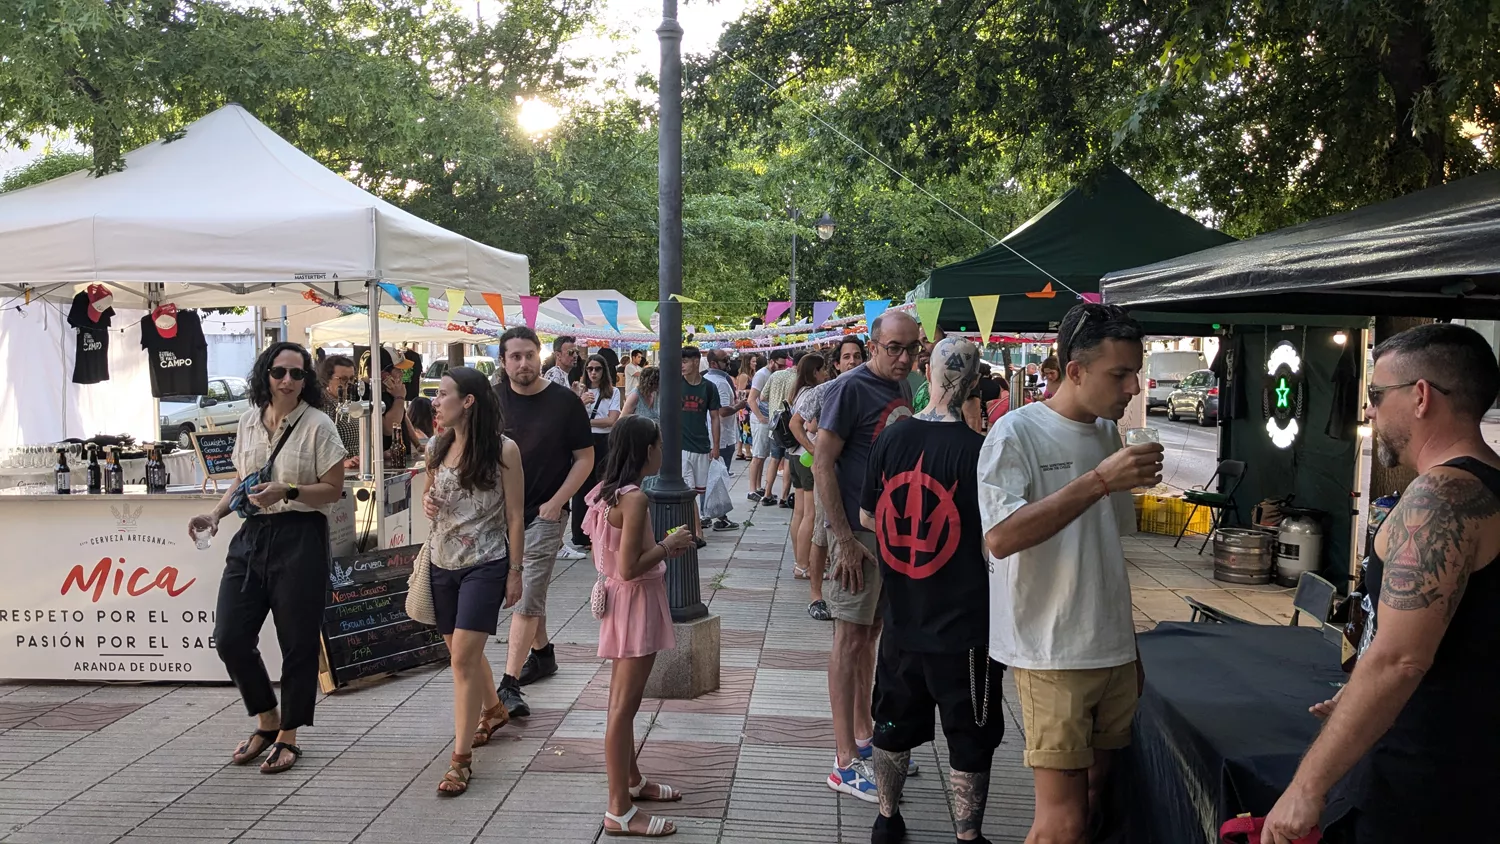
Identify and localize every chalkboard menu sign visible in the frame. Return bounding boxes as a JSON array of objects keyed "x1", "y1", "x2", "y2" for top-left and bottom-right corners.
[
  {"x1": 189, "y1": 430, "x2": 237, "y2": 488},
  {"x1": 319, "y1": 543, "x2": 447, "y2": 691}
]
